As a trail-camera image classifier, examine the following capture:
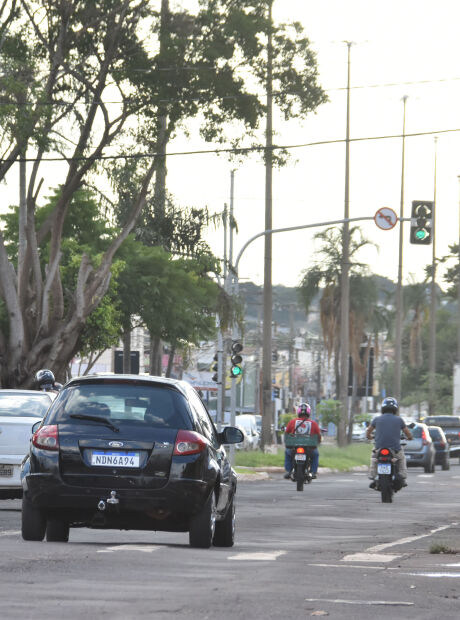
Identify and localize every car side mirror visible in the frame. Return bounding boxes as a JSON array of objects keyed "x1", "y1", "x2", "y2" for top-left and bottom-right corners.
[{"x1": 218, "y1": 426, "x2": 244, "y2": 445}]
